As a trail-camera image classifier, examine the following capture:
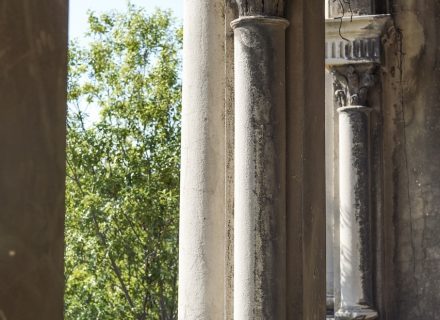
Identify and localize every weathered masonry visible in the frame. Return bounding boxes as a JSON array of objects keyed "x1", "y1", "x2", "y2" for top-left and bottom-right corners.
[
  {"x1": 179, "y1": 0, "x2": 326, "y2": 319},
  {"x1": 180, "y1": 0, "x2": 440, "y2": 319},
  {"x1": 324, "y1": 0, "x2": 440, "y2": 319},
  {"x1": 1, "y1": 0, "x2": 440, "y2": 319}
]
